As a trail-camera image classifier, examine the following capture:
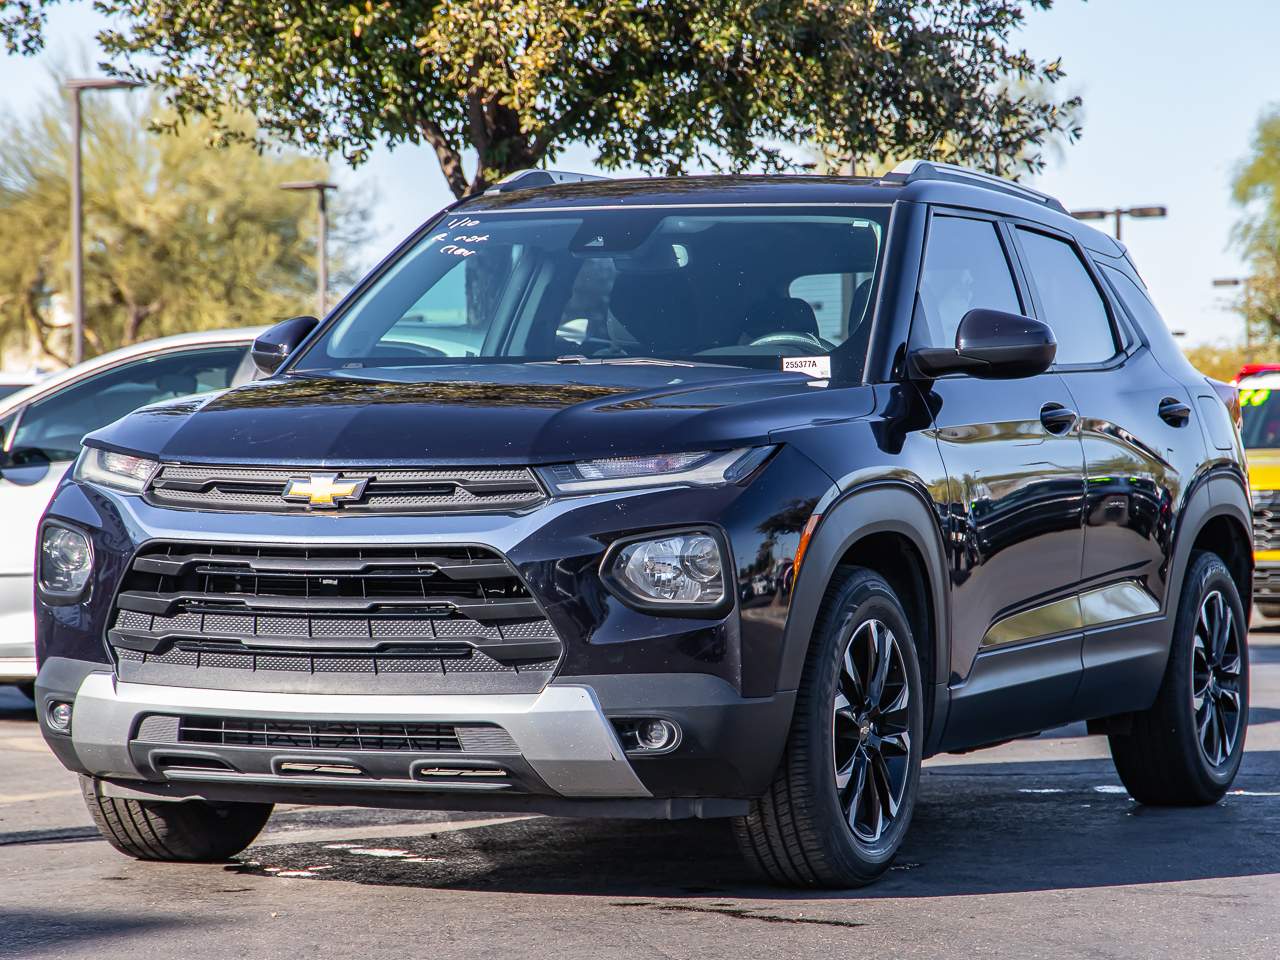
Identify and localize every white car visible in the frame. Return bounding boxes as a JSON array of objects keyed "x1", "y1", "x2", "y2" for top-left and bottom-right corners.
[
  {"x1": 0, "y1": 371, "x2": 46, "y2": 400},
  {"x1": 0, "y1": 328, "x2": 263, "y2": 695}
]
